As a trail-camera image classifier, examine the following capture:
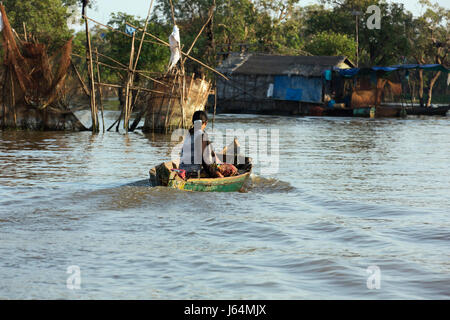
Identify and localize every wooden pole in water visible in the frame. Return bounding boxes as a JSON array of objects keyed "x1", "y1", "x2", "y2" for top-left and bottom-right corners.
[
  {"x1": 123, "y1": 31, "x2": 135, "y2": 132},
  {"x1": 212, "y1": 79, "x2": 217, "y2": 130},
  {"x1": 95, "y1": 48, "x2": 105, "y2": 133},
  {"x1": 169, "y1": 0, "x2": 187, "y2": 129},
  {"x1": 1, "y1": 69, "x2": 6, "y2": 129},
  {"x1": 124, "y1": 0, "x2": 155, "y2": 132},
  {"x1": 10, "y1": 68, "x2": 16, "y2": 127},
  {"x1": 83, "y1": 3, "x2": 98, "y2": 132}
]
